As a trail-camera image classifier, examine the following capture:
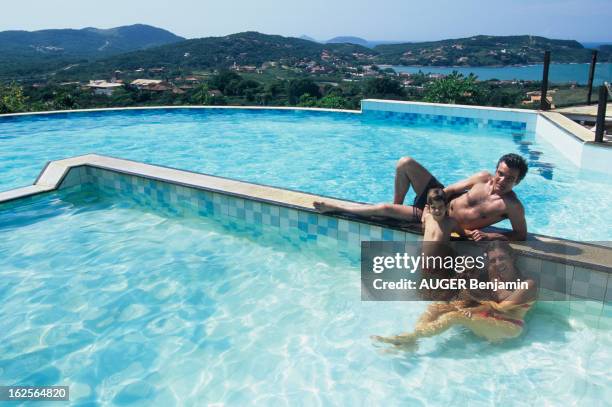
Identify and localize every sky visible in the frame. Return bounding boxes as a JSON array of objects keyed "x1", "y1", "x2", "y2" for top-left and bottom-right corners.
[{"x1": 0, "y1": 0, "x2": 610, "y2": 42}]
